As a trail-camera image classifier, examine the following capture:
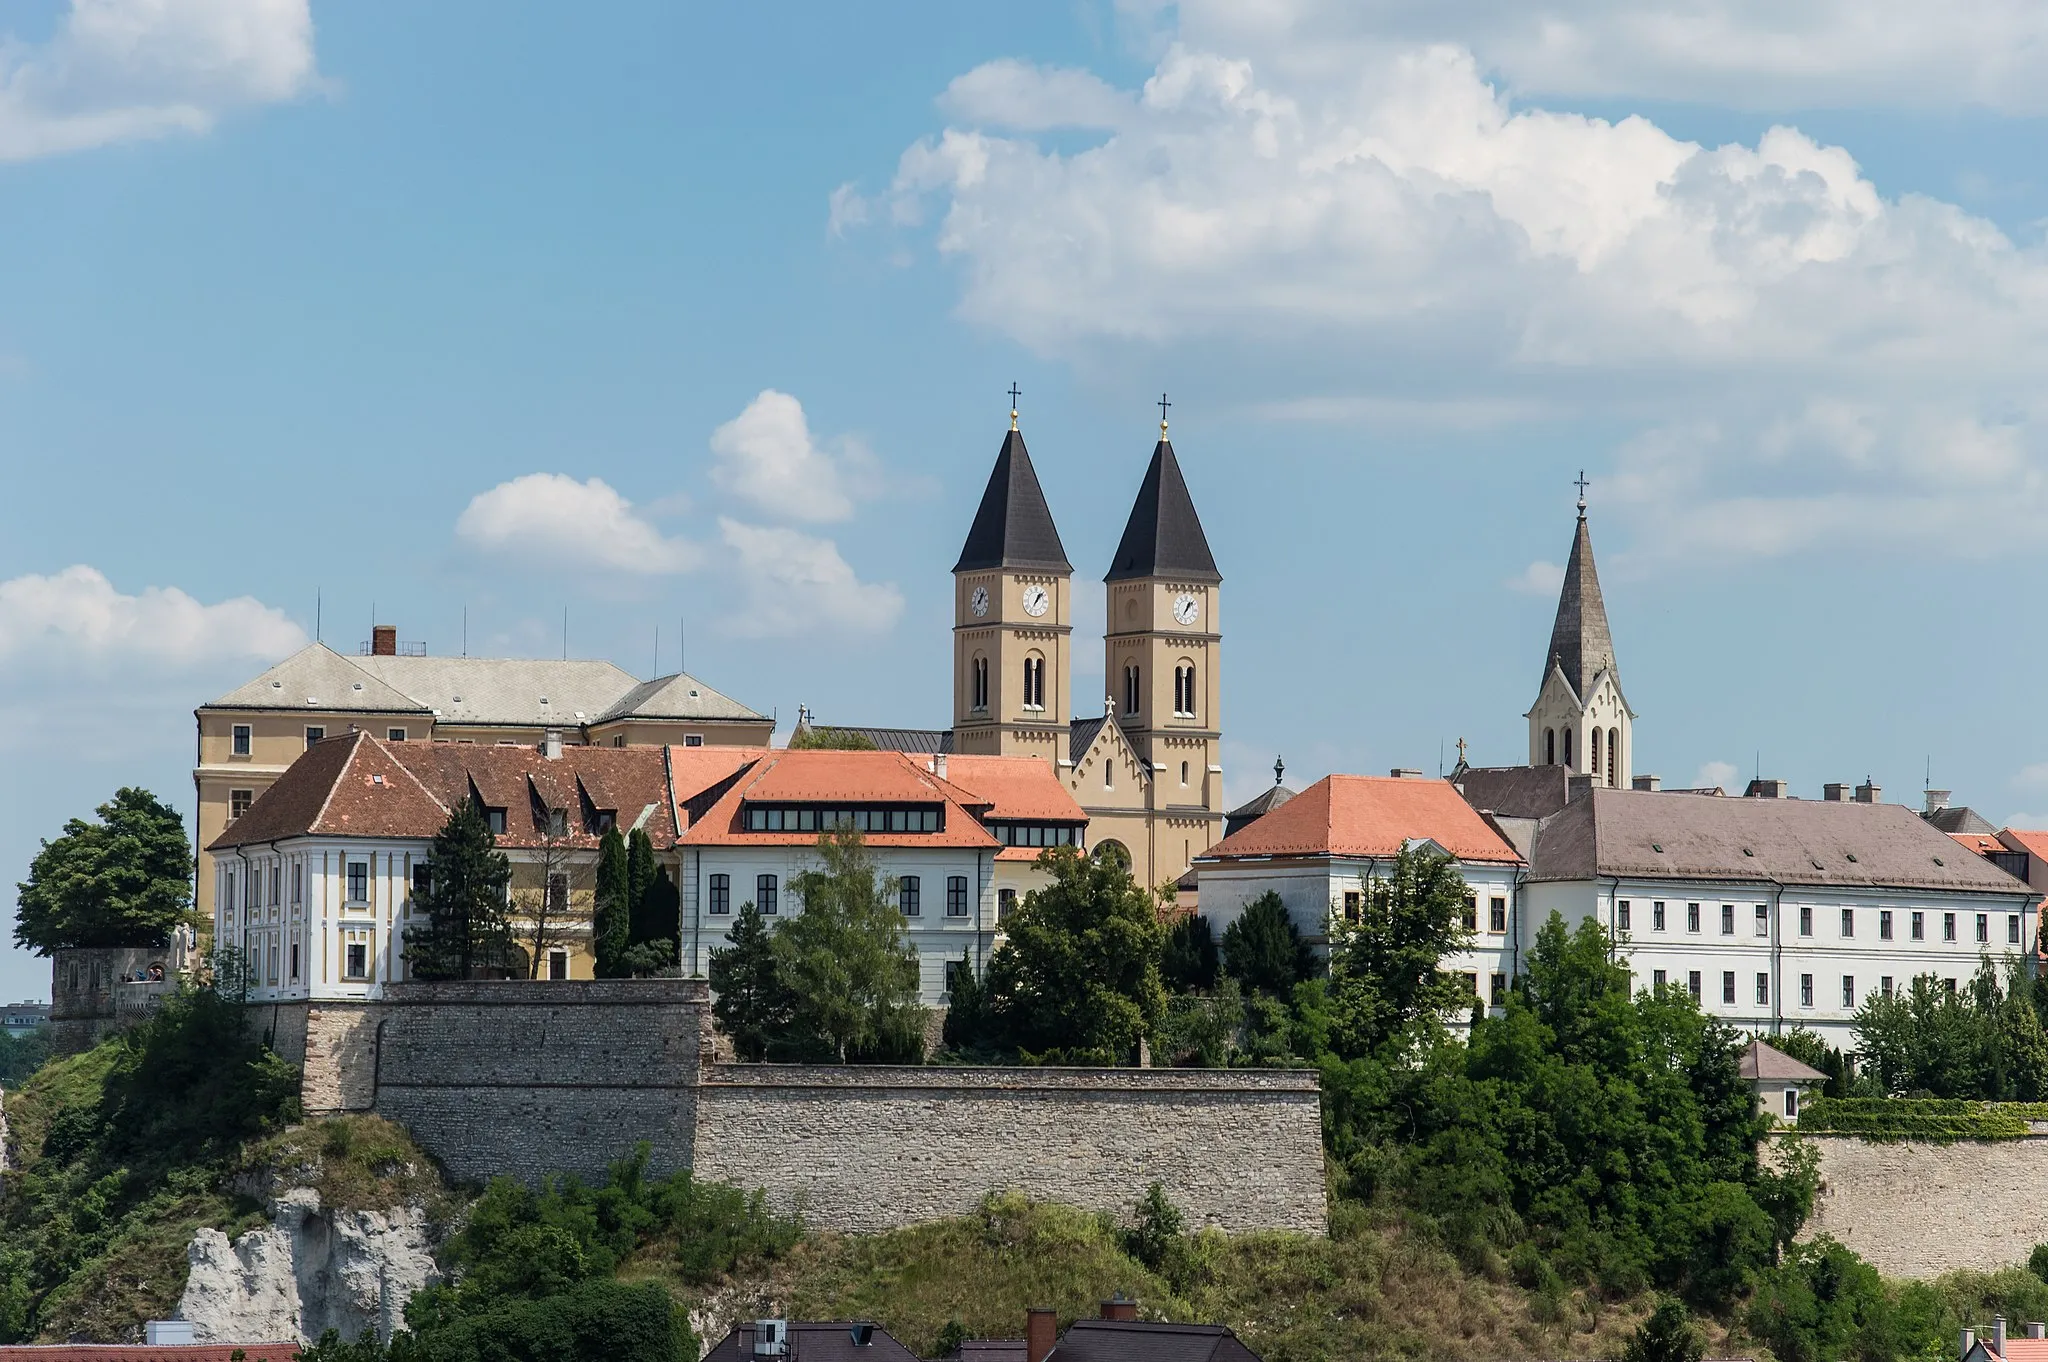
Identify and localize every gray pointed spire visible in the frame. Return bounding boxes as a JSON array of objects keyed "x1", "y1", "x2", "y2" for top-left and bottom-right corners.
[
  {"x1": 1105, "y1": 437, "x2": 1220, "y2": 583},
  {"x1": 1543, "y1": 511, "x2": 1617, "y2": 702},
  {"x1": 954, "y1": 428, "x2": 1071, "y2": 573}
]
